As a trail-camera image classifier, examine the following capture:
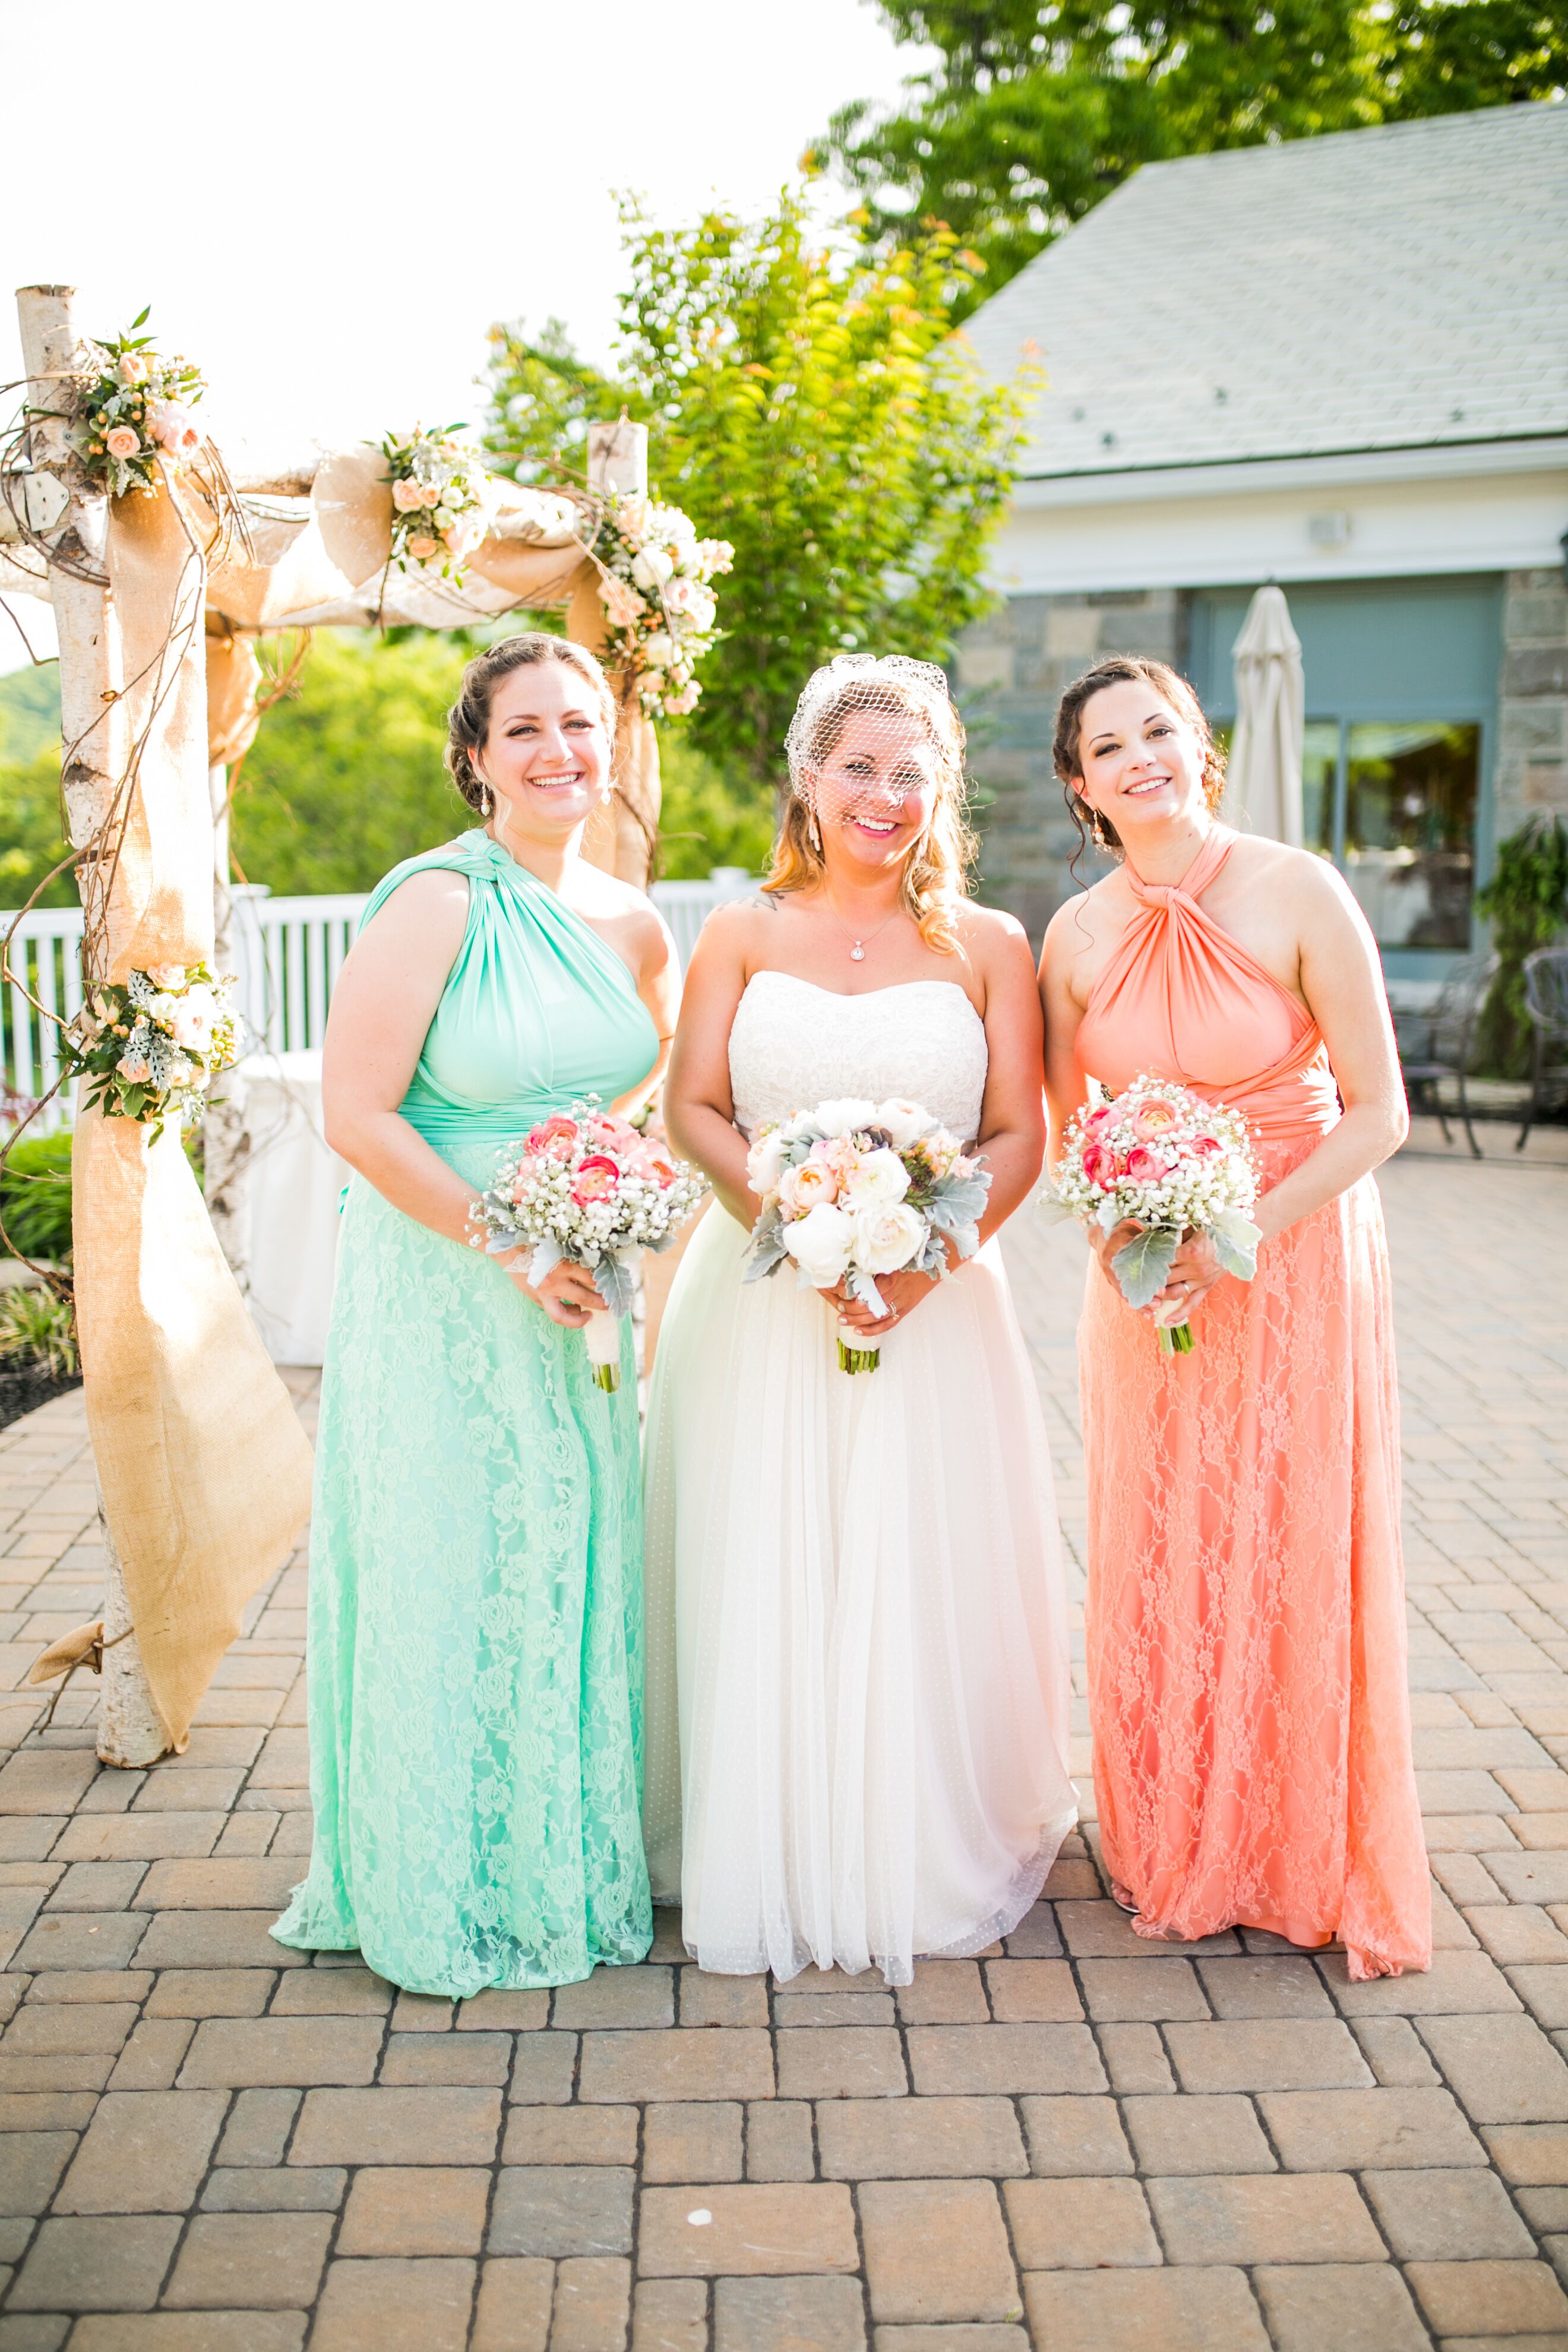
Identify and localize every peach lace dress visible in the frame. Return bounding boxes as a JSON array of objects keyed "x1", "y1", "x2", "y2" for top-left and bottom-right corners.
[{"x1": 1074, "y1": 828, "x2": 1430, "y2": 1980}]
